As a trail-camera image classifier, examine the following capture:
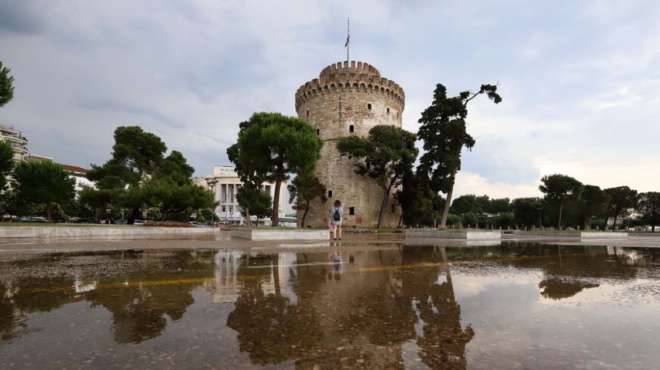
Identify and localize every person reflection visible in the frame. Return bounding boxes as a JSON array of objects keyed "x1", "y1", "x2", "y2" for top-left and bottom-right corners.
[{"x1": 328, "y1": 251, "x2": 343, "y2": 280}]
